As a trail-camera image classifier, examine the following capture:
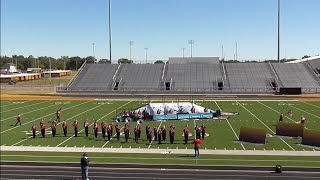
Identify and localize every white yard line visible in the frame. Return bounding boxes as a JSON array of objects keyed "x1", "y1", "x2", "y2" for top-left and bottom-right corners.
[
  {"x1": 237, "y1": 101, "x2": 295, "y2": 151},
  {"x1": 57, "y1": 101, "x2": 132, "y2": 147},
  {"x1": 1, "y1": 102, "x2": 60, "y2": 122},
  {"x1": 147, "y1": 121, "x2": 163, "y2": 149},
  {"x1": 289, "y1": 104, "x2": 320, "y2": 119},
  {"x1": 214, "y1": 101, "x2": 246, "y2": 150},
  {"x1": 1, "y1": 101, "x2": 50, "y2": 113},
  {"x1": 12, "y1": 101, "x2": 105, "y2": 146},
  {"x1": 300, "y1": 102, "x2": 320, "y2": 109},
  {"x1": 1, "y1": 146, "x2": 319, "y2": 156},
  {"x1": 1, "y1": 101, "x2": 90, "y2": 134},
  {"x1": 0, "y1": 101, "x2": 28, "y2": 108},
  {"x1": 257, "y1": 101, "x2": 308, "y2": 129}
]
